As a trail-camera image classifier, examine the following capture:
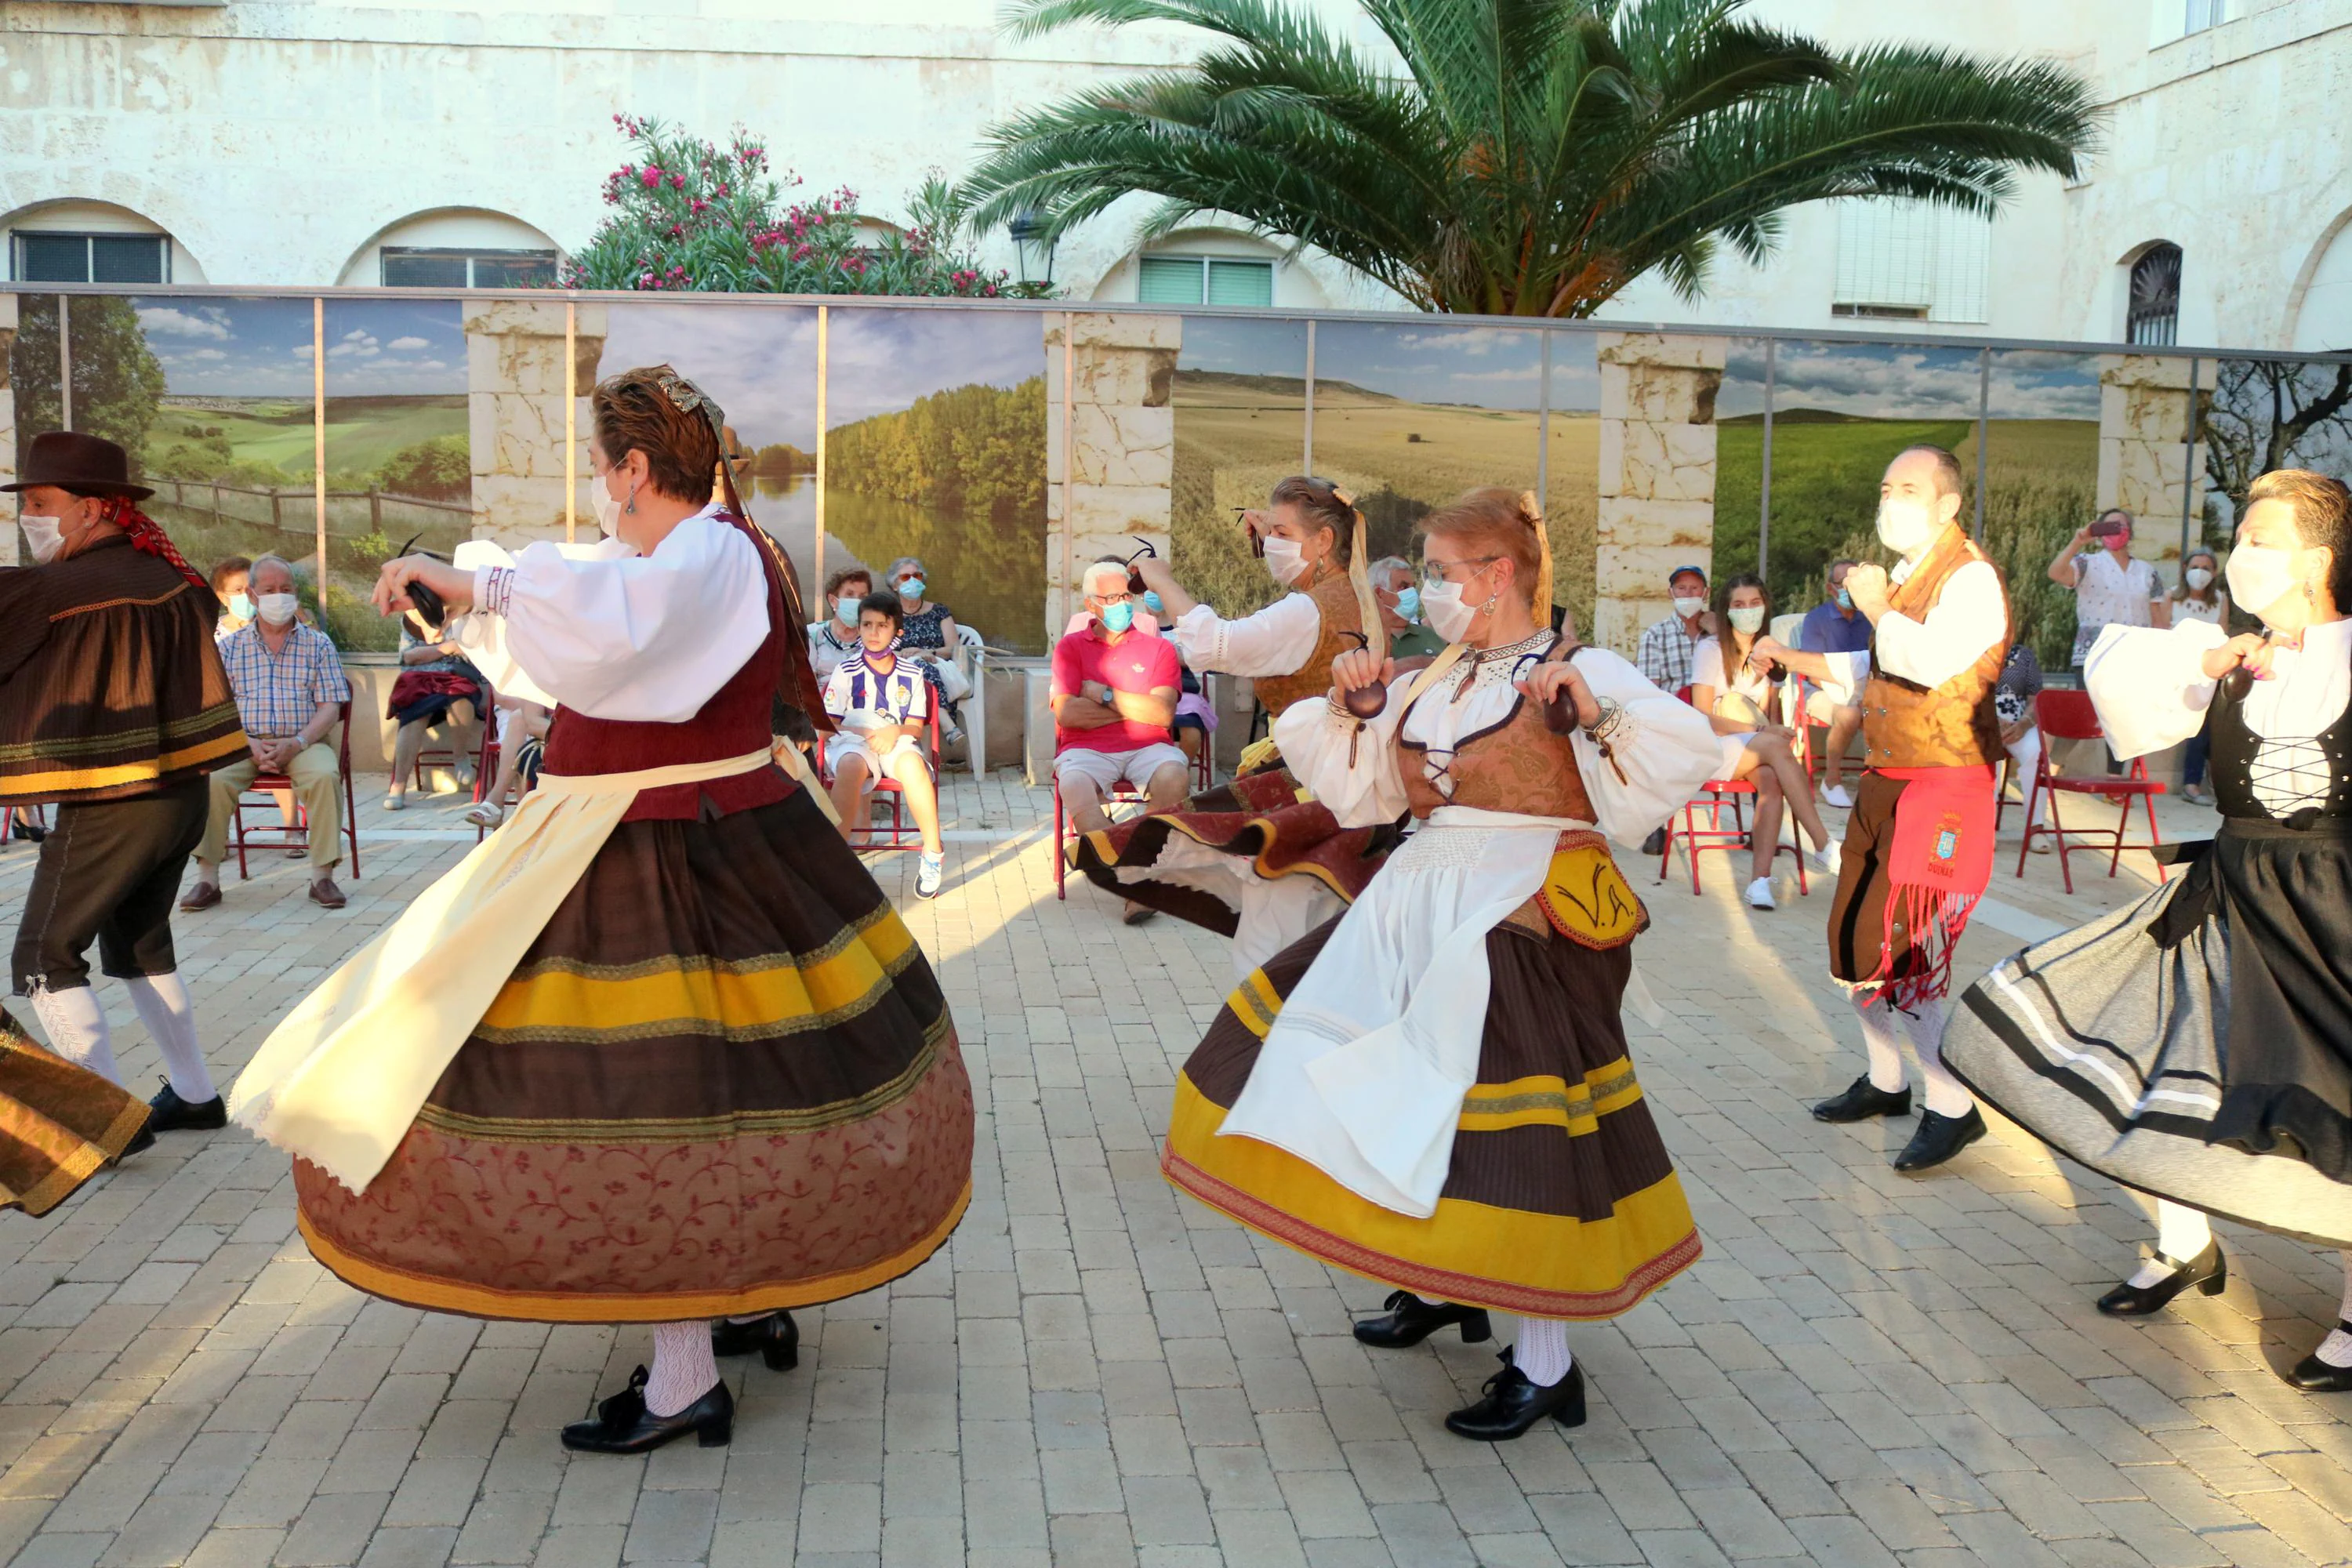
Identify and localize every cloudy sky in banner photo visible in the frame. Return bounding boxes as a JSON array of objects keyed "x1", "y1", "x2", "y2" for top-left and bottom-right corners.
[
  {"x1": 596, "y1": 306, "x2": 1044, "y2": 452},
  {"x1": 1717, "y1": 340, "x2": 2103, "y2": 423},
  {"x1": 129, "y1": 298, "x2": 467, "y2": 397}
]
